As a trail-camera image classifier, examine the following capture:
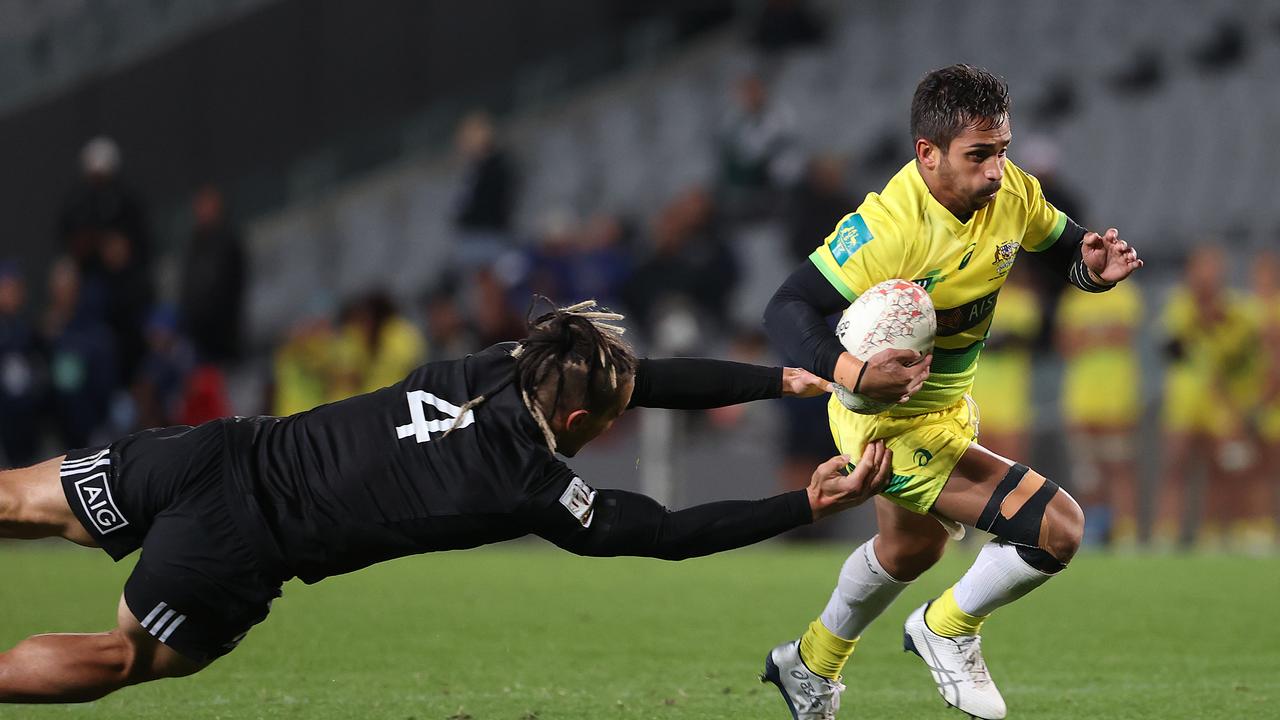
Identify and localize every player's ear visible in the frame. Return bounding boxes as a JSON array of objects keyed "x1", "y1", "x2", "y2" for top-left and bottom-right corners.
[
  {"x1": 564, "y1": 408, "x2": 591, "y2": 432},
  {"x1": 915, "y1": 138, "x2": 937, "y2": 168}
]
